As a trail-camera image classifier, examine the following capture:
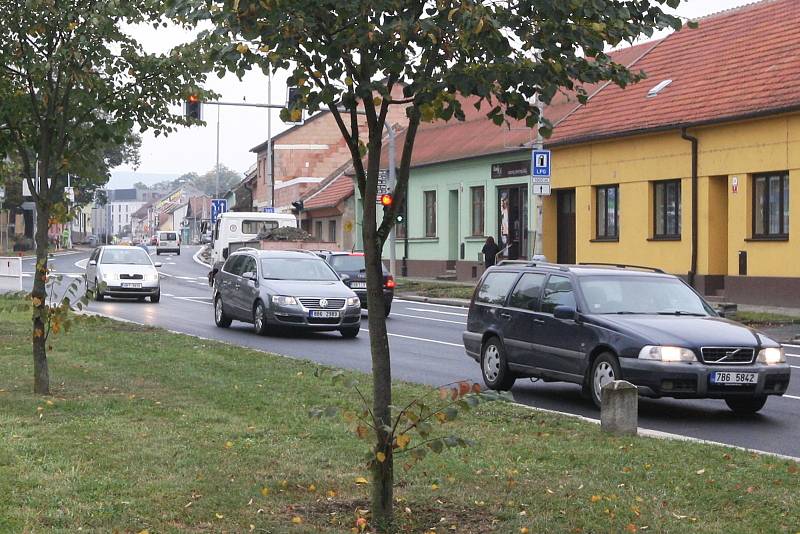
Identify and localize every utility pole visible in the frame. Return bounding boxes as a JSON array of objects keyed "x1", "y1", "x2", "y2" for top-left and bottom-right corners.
[
  {"x1": 215, "y1": 104, "x2": 221, "y2": 200},
  {"x1": 268, "y1": 71, "x2": 274, "y2": 209}
]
